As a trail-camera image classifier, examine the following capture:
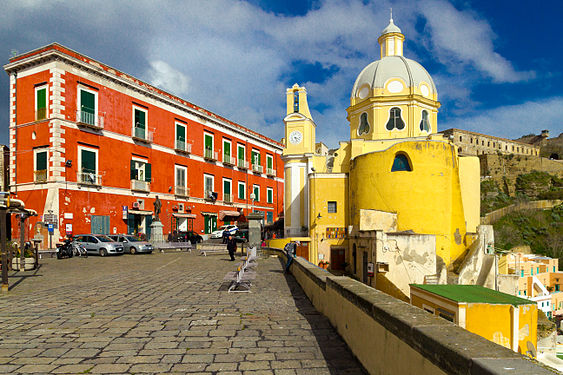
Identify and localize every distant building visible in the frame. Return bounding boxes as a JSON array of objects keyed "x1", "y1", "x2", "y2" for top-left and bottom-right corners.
[
  {"x1": 440, "y1": 128, "x2": 540, "y2": 157},
  {"x1": 4, "y1": 43, "x2": 284, "y2": 247},
  {"x1": 410, "y1": 284, "x2": 538, "y2": 356}
]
